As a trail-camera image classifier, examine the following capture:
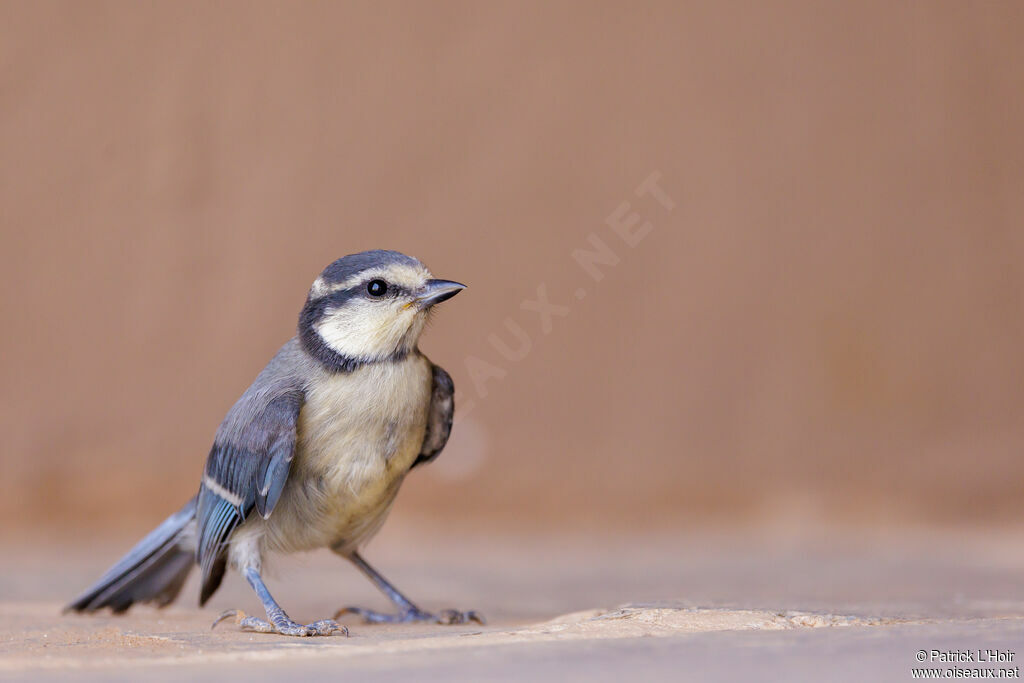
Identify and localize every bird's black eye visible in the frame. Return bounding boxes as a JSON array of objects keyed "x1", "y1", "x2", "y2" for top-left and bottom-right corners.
[{"x1": 367, "y1": 279, "x2": 388, "y2": 297}]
